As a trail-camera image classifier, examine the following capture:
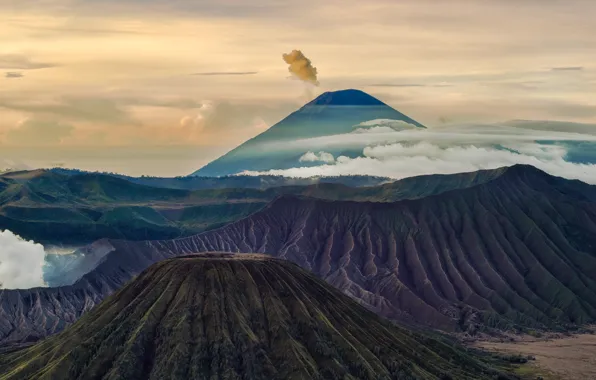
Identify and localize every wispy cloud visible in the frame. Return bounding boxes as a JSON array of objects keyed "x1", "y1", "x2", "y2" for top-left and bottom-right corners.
[
  {"x1": 0, "y1": 97, "x2": 136, "y2": 125},
  {"x1": 368, "y1": 83, "x2": 426, "y2": 88},
  {"x1": 551, "y1": 66, "x2": 584, "y2": 71},
  {"x1": 367, "y1": 83, "x2": 454, "y2": 88},
  {"x1": 4, "y1": 72, "x2": 23, "y2": 79},
  {"x1": 0, "y1": 54, "x2": 55, "y2": 70},
  {"x1": 191, "y1": 71, "x2": 258, "y2": 76}
]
